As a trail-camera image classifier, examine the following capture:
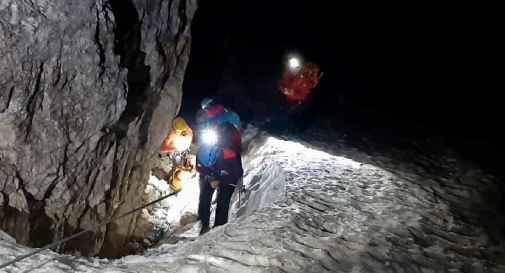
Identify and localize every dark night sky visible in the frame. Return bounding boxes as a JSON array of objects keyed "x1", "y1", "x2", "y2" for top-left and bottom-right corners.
[{"x1": 182, "y1": 1, "x2": 502, "y2": 144}]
